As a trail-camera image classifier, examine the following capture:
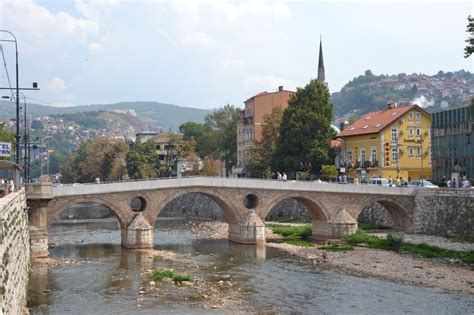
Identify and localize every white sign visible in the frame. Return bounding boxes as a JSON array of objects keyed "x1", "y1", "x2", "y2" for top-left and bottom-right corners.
[{"x1": 0, "y1": 142, "x2": 12, "y2": 157}]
